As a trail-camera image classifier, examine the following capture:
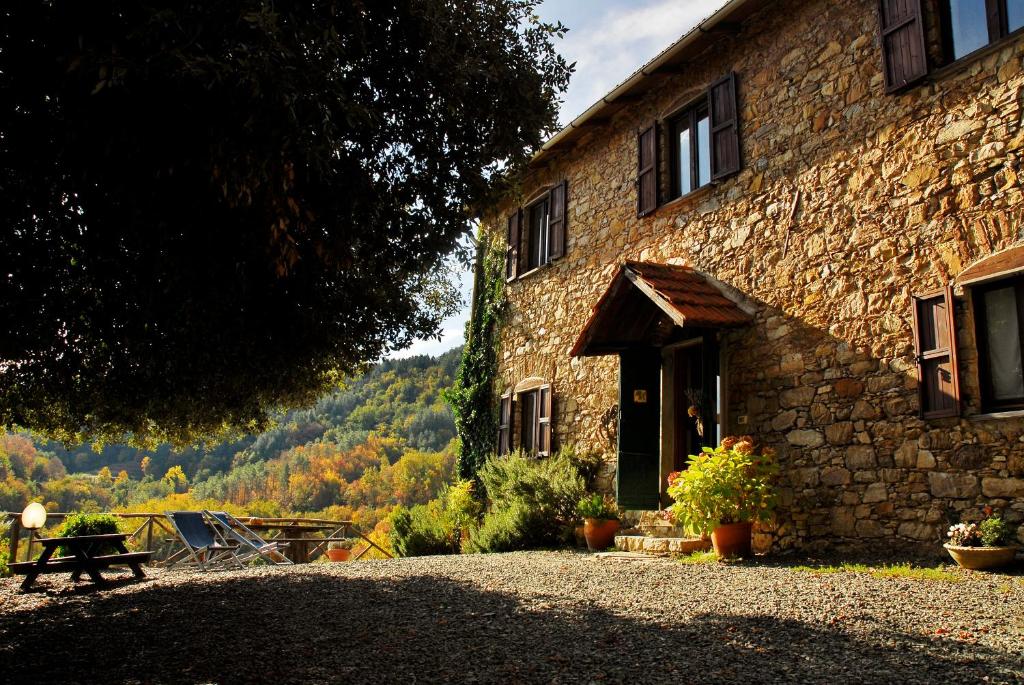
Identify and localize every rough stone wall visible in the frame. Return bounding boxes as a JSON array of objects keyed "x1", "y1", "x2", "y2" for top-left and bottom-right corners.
[{"x1": 487, "y1": 0, "x2": 1024, "y2": 551}]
